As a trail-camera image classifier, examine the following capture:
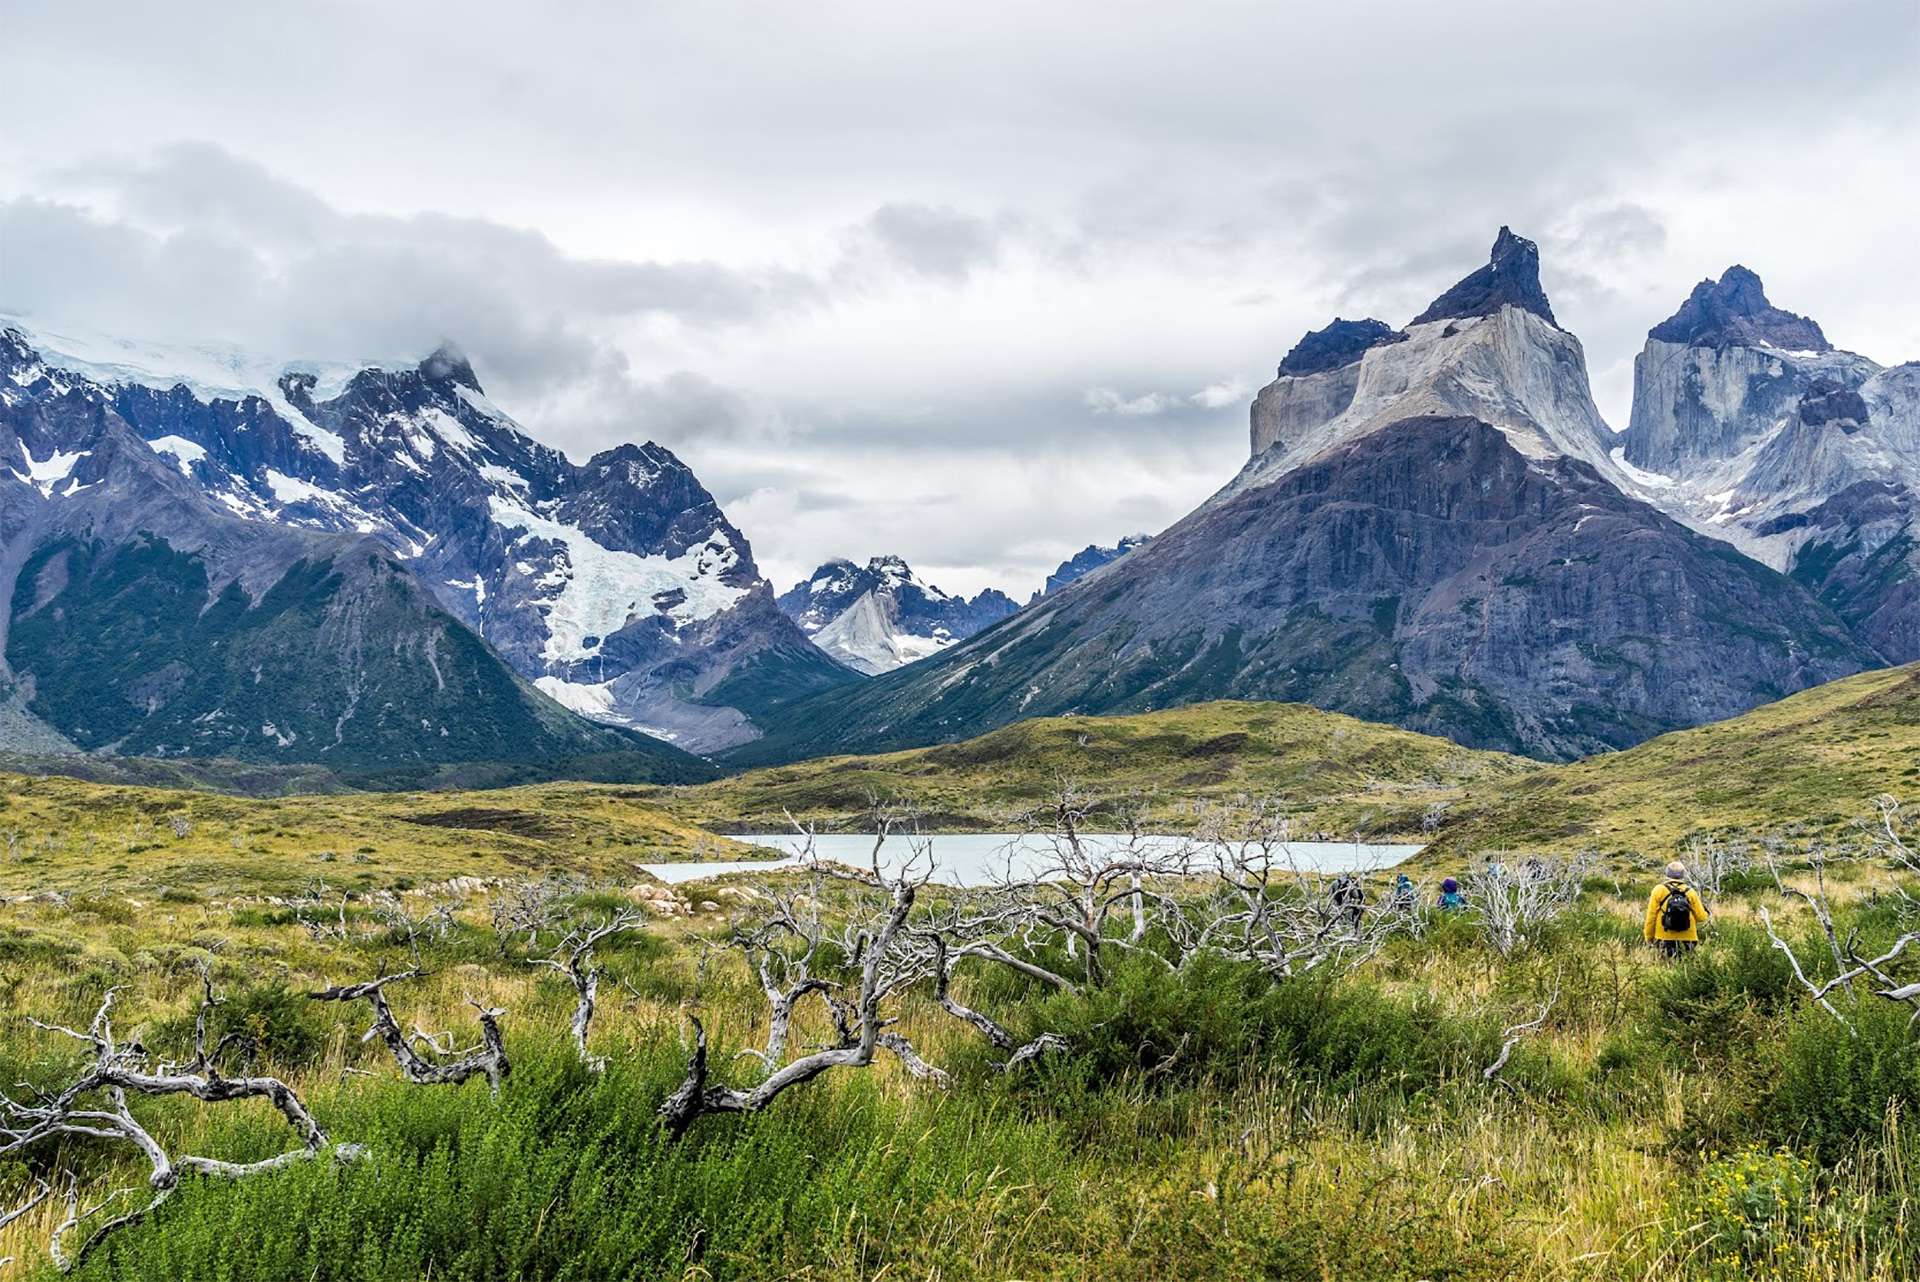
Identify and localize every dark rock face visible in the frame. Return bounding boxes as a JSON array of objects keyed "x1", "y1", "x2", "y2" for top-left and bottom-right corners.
[
  {"x1": 731, "y1": 416, "x2": 1871, "y2": 765},
  {"x1": 1275, "y1": 319, "x2": 1406, "y2": 377},
  {"x1": 1, "y1": 326, "x2": 852, "y2": 751},
  {"x1": 1648, "y1": 266, "x2": 1830, "y2": 352},
  {"x1": 1799, "y1": 379, "x2": 1872, "y2": 431},
  {"x1": 0, "y1": 340, "x2": 709, "y2": 780},
  {"x1": 1411, "y1": 227, "x2": 1558, "y2": 328},
  {"x1": 1030, "y1": 535, "x2": 1152, "y2": 602},
  {"x1": 1783, "y1": 482, "x2": 1920, "y2": 662}
]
